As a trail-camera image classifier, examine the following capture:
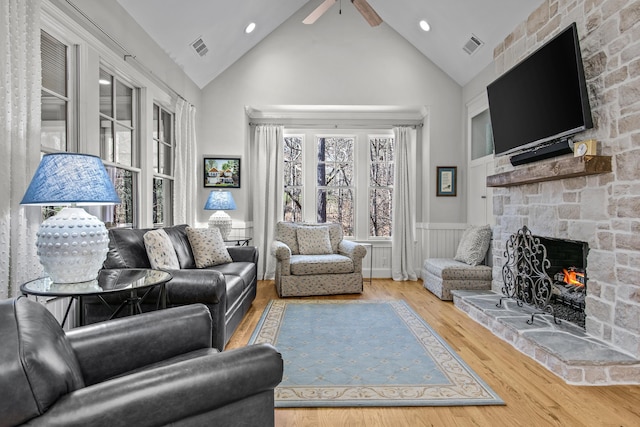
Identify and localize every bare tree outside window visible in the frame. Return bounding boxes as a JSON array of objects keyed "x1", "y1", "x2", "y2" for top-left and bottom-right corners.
[
  {"x1": 369, "y1": 137, "x2": 394, "y2": 237},
  {"x1": 284, "y1": 136, "x2": 303, "y2": 222},
  {"x1": 317, "y1": 137, "x2": 354, "y2": 236}
]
